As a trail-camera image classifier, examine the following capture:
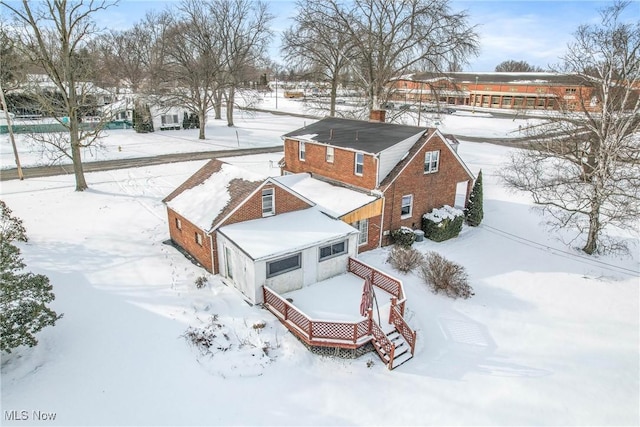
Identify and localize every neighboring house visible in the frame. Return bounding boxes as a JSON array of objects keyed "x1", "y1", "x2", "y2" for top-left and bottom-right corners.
[
  {"x1": 163, "y1": 159, "x2": 370, "y2": 303},
  {"x1": 280, "y1": 110, "x2": 475, "y2": 248}
]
